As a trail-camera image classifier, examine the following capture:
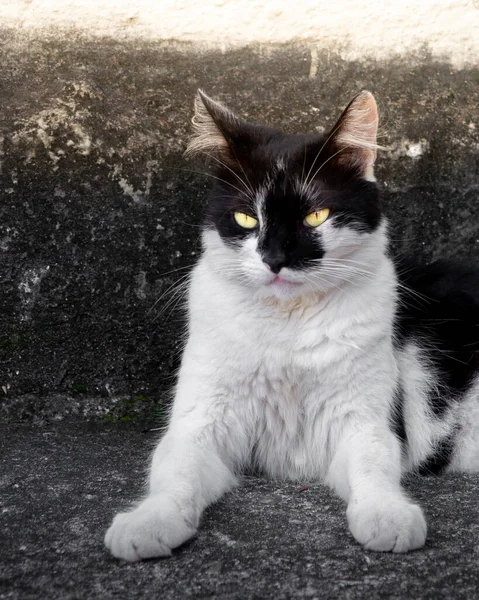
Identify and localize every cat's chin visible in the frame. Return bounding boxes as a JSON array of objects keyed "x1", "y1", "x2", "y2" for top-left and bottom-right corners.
[{"x1": 257, "y1": 278, "x2": 306, "y2": 301}]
